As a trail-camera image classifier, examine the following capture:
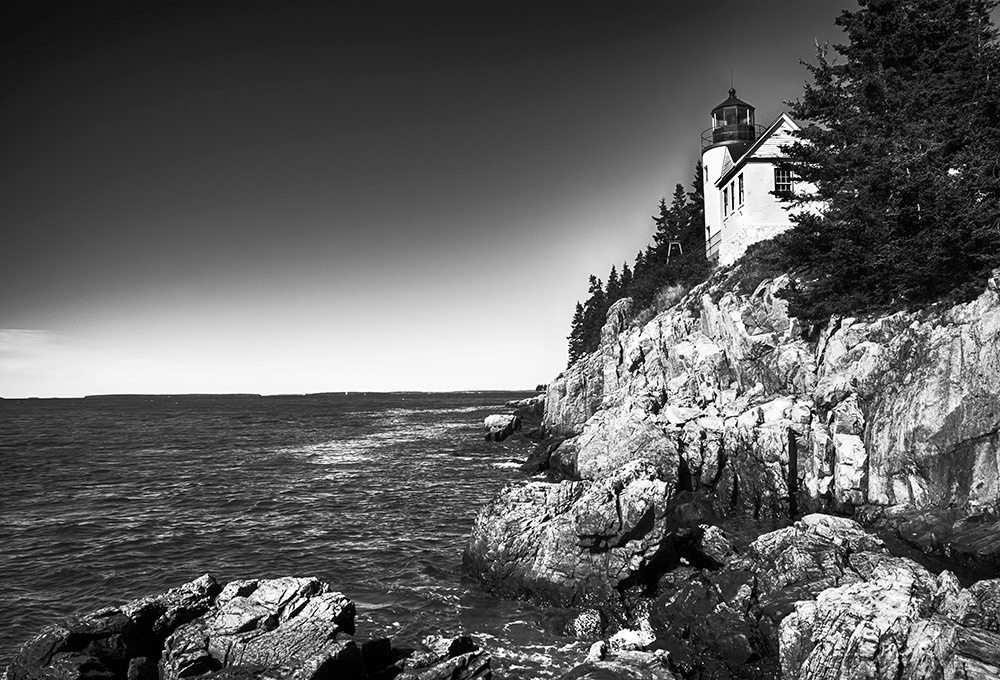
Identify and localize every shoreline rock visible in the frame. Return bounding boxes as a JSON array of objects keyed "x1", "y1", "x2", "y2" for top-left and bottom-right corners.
[
  {"x1": 484, "y1": 414, "x2": 521, "y2": 442},
  {"x1": 5, "y1": 576, "x2": 490, "y2": 680},
  {"x1": 545, "y1": 515, "x2": 1000, "y2": 680}
]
